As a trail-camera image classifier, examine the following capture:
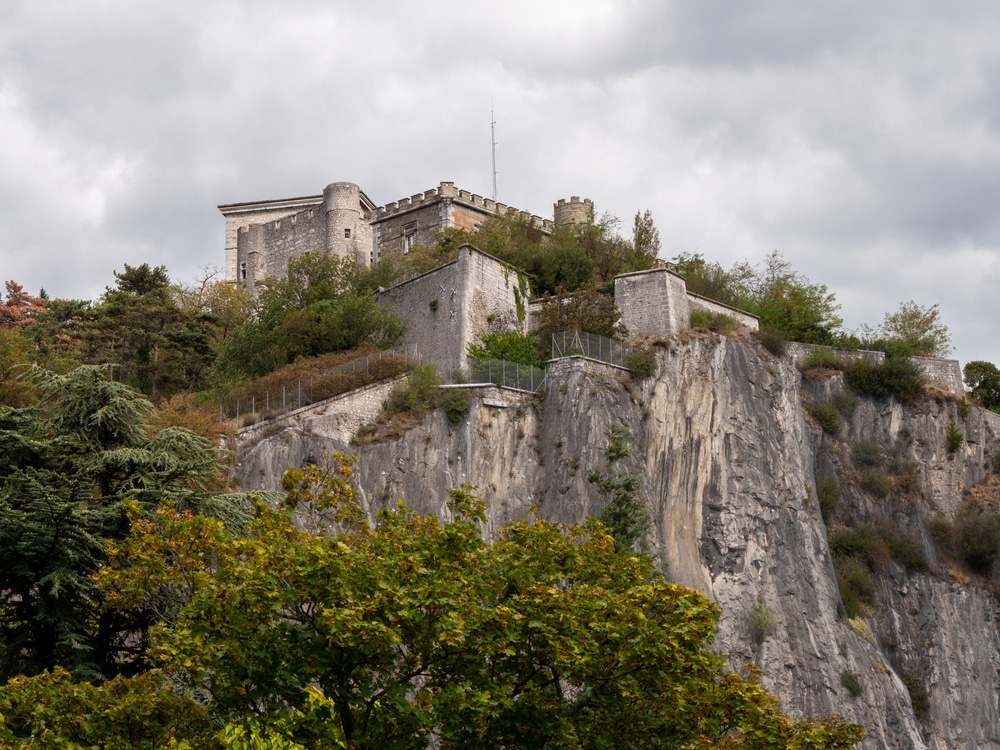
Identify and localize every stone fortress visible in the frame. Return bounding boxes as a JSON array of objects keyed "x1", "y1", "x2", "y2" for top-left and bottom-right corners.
[
  {"x1": 219, "y1": 179, "x2": 964, "y2": 396},
  {"x1": 219, "y1": 181, "x2": 594, "y2": 290}
]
